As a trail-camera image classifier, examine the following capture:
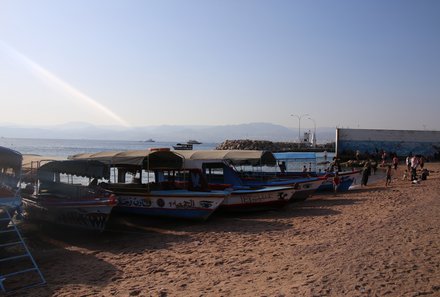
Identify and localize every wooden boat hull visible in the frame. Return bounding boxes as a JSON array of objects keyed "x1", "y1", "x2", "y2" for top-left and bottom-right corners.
[
  {"x1": 113, "y1": 190, "x2": 227, "y2": 221},
  {"x1": 219, "y1": 186, "x2": 294, "y2": 212},
  {"x1": 22, "y1": 195, "x2": 116, "y2": 232}
]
